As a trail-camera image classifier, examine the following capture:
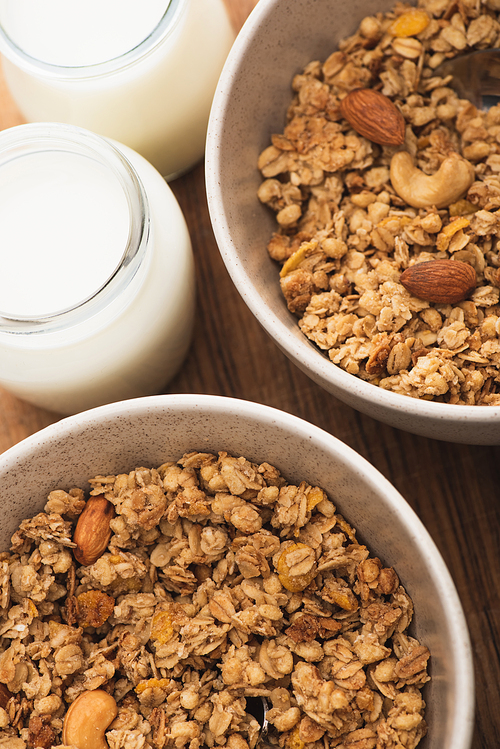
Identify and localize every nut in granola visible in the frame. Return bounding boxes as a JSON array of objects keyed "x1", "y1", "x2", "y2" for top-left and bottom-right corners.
[
  {"x1": 390, "y1": 151, "x2": 475, "y2": 209},
  {"x1": 340, "y1": 88, "x2": 406, "y2": 146},
  {"x1": 62, "y1": 689, "x2": 117, "y2": 749},
  {"x1": 73, "y1": 494, "x2": 115, "y2": 566},
  {"x1": 400, "y1": 259, "x2": 477, "y2": 304}
]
